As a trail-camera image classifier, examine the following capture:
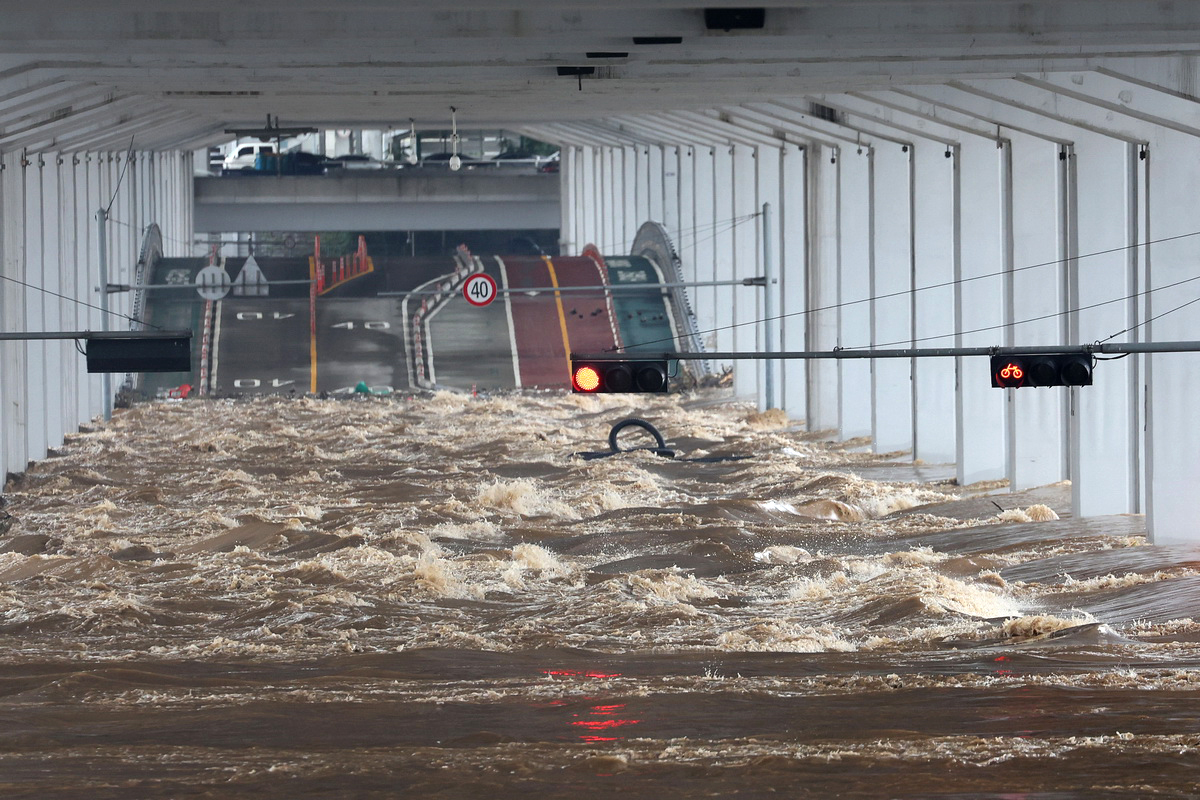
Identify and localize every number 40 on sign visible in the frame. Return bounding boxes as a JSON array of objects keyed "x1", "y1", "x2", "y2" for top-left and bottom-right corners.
[{"x1": 463, "y1": 273, "x2": 497, "y2": 307}]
